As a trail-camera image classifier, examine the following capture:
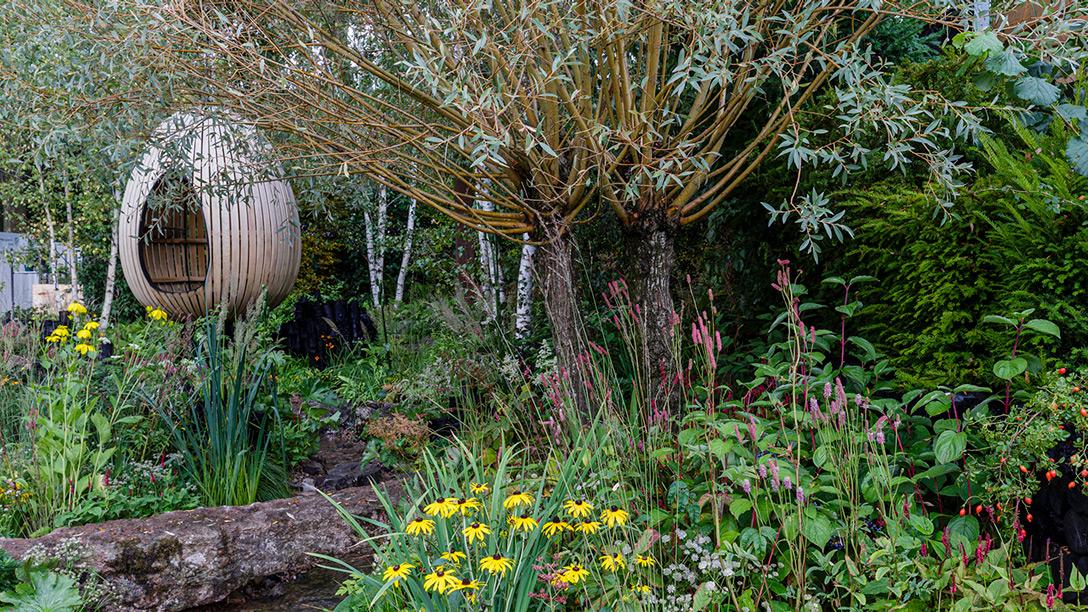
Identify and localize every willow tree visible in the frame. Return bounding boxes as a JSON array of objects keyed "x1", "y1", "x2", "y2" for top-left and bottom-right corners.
[{"x1": 154, "y1": 0, "x2": 1081, "y2": 405}]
